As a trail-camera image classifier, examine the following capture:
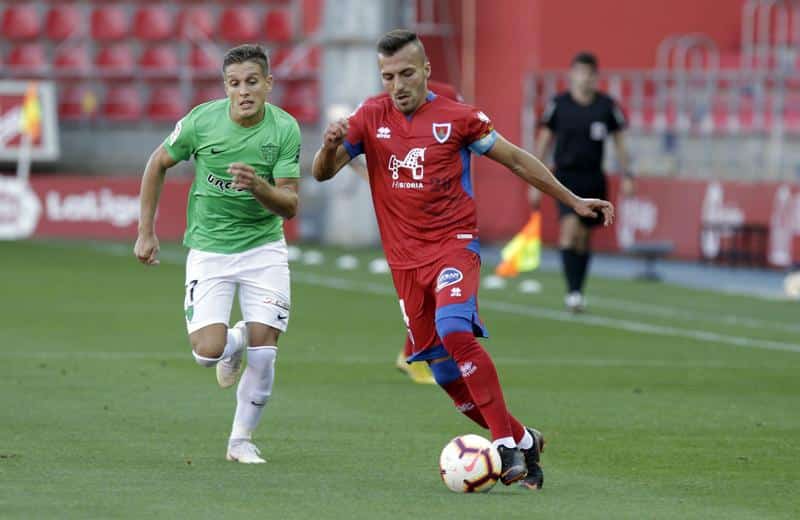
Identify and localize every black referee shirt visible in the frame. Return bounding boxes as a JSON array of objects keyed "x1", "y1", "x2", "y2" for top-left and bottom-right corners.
[{"x1": 540, "y1": 91, "x2": 626, "y2": 174}]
